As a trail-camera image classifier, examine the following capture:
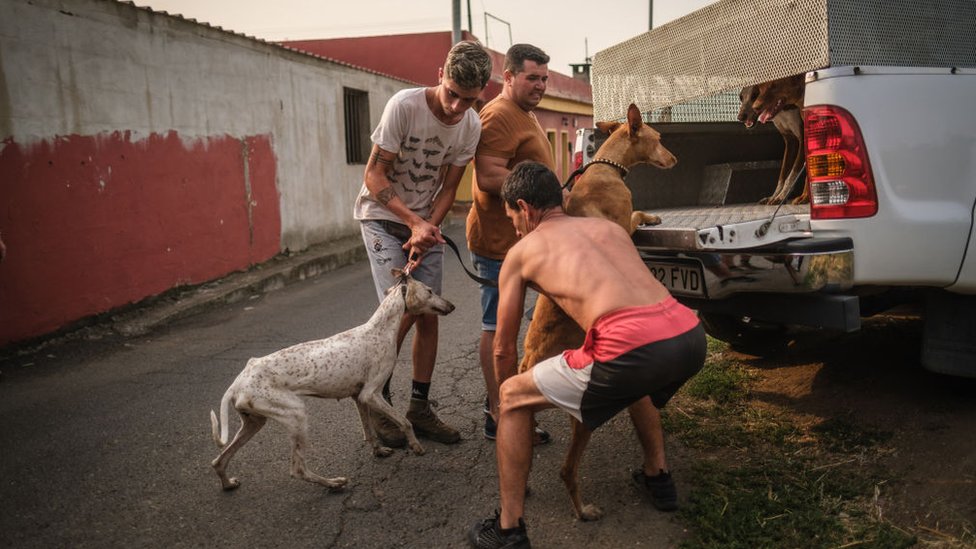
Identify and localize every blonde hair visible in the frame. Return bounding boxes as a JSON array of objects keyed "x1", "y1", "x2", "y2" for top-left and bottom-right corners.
[{"x1": 444, "y1": 41, "x2": 492, "y2": 89}]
